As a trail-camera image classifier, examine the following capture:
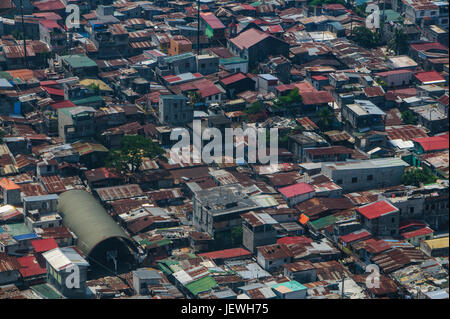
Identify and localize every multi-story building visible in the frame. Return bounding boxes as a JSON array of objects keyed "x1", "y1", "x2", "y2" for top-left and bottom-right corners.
[
  {"x1": 39, "y1": 20, "x2": 65, "y2": 53},
  {"x1": 58, "y1": 106, "x2": 96, "y2": 143},
  {"x1": 228, "y1": 28, "x2": 289, "y2": 68},
  {"x1": 321, "y1": 158, "x2": 409, "y2": 193},
  {"x1": 241, "y1": 211, "x2": 278, "y2": 253},
  {"x1": 159, "y1": 95, "x2": 193, "y2": 126},
  {"x1": 357, "y1": 200, "x2": 400, "y2": 237},
  {"x1": 167, "y1": 35, "x2": 192, "y2": 57},
  {"x1": 341, "y1": 100, "x2": 386, "y2": 134},
  {"x1": 192, "y1": 184, "x2": 261, "y2": 238},
  {"x1": 42, "y1": 247, "x2": 90, "y2": 298}
]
